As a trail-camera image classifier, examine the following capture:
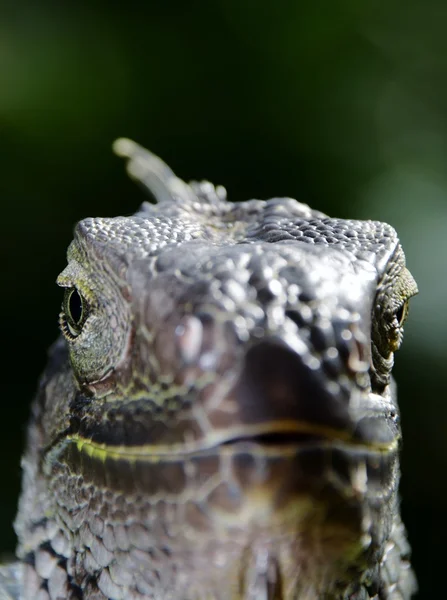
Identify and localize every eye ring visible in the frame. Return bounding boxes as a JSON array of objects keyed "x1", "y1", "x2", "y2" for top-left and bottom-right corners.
[{"x1": 60, "y1": 287, "x2": 89, "y2": 340}]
